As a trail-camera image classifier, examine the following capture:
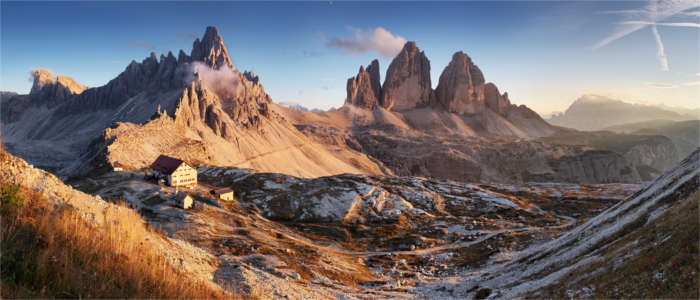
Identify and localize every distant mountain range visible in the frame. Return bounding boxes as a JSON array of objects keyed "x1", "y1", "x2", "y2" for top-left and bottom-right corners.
[
  {"x1": 277, "y1": 102, "x2": 327, "y2": 113},
  {"x1": 547, "y1": 95, "x2": 699, "y2": 131}
]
